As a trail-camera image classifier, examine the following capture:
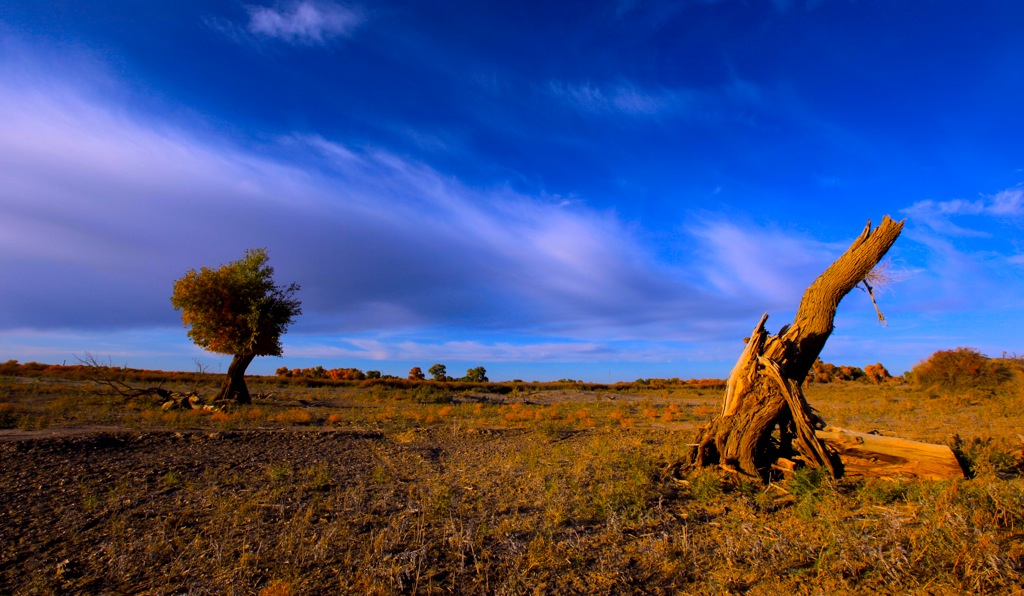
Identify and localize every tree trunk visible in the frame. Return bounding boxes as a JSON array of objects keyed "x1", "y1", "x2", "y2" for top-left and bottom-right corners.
[
  {"x1": 688, "y1": 217, "x2": 905, "y2": 481},
  {"x1": 217, "y1": 353, "x2": 256, "y2": 404}
]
